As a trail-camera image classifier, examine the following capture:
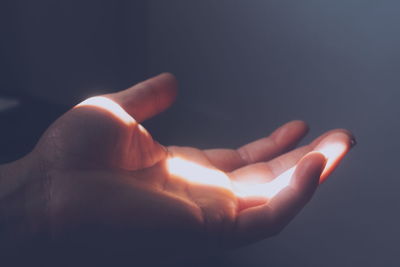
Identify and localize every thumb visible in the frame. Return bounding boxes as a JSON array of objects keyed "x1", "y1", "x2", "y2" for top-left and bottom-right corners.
[
  {"x1": 105, "y1": 72, "x2": 178, "y2": 122},
  {"x1": 35, "y1": 73, "x2": 177, "y2": 170}
]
